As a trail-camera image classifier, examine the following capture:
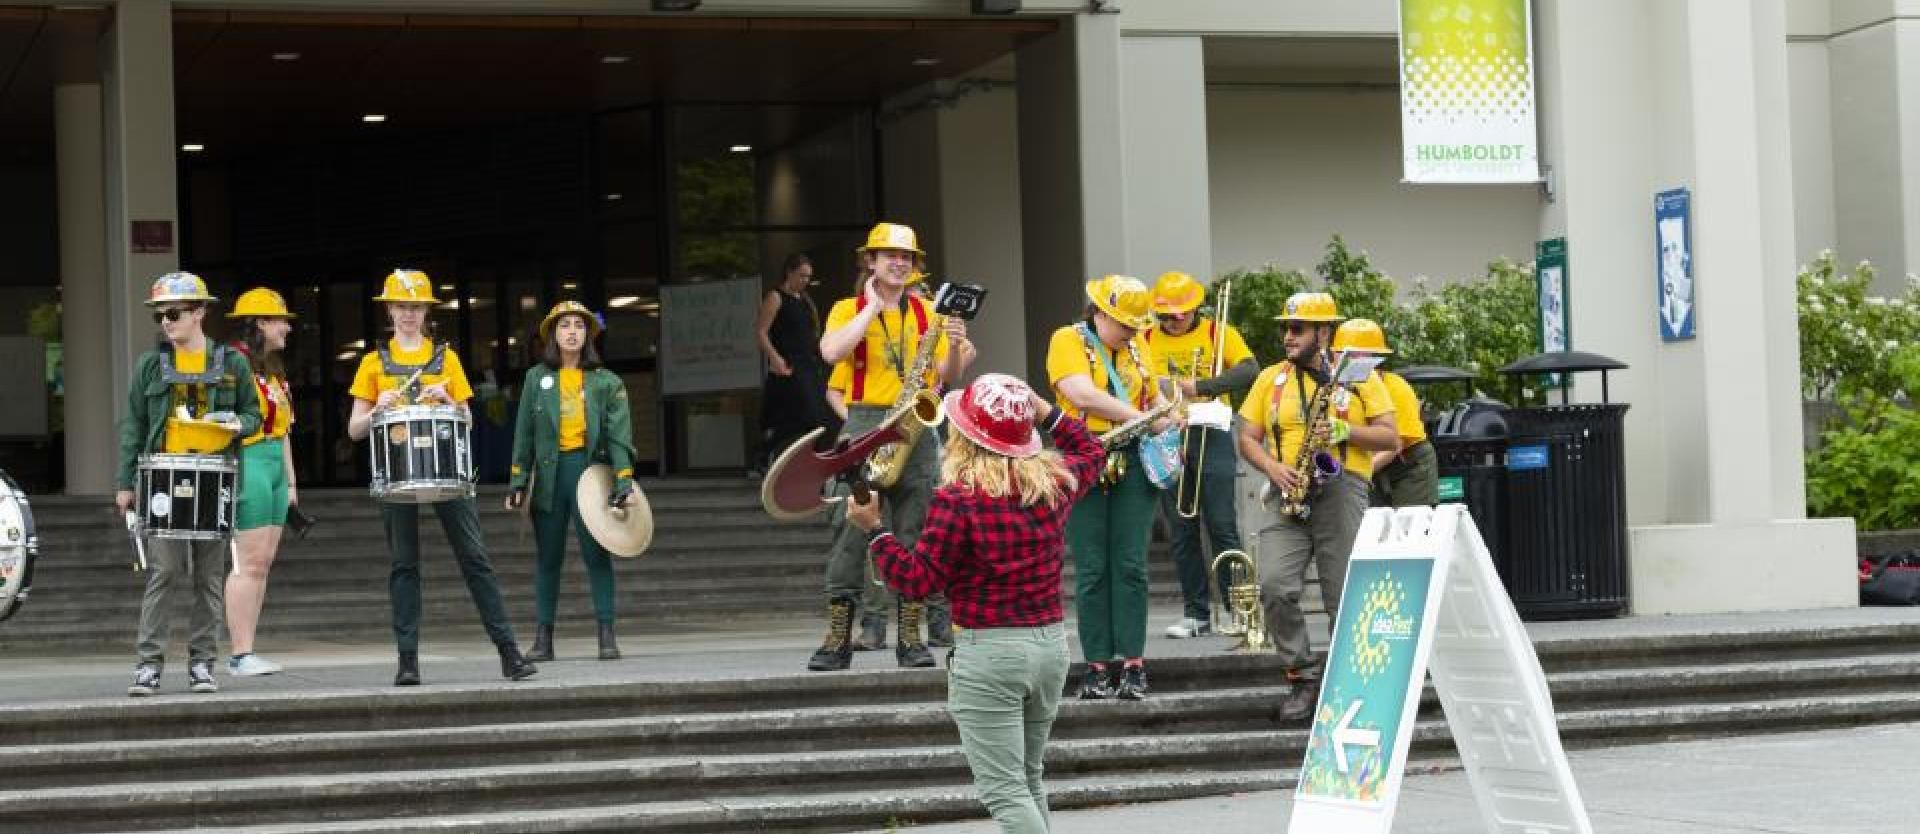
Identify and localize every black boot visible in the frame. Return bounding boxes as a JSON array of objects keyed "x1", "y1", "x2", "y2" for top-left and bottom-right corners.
[
  {"x1": 394, "y1": 652, "x2": 421, "y2": 687},
  {"x1": 499, "y1": 643, "x2": 538, "y2": 681},
  {"x1": 925, "y1": 604, "x2": 954, "y2": 648},
  {"x1": 895, "y1": 602, "x2": 935, "y2": 668},
  {"x1": 852, "y1": 613, "x2": 887, "y2": 651},
  {"x1": 806, "y1": 597, "x2": 856, "y2": 672},
  {"x1": 528, "y1": 623, "x2": 556, "y2": 662},
  {"x1": 597, "y1": 622, "x2": 622, "y2": 661},
  {"x1": 1277, "y1": 666, "x2": 1320, "y2": 722}
]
